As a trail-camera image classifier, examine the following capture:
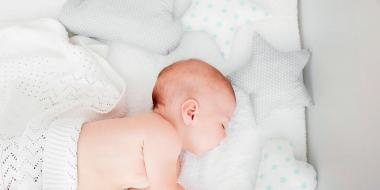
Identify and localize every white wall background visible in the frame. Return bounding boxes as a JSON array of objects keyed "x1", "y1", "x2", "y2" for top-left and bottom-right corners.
[{"x1": 300, "y1": 0, "x2": 380, "y2": 189}]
